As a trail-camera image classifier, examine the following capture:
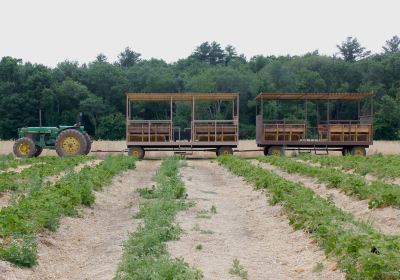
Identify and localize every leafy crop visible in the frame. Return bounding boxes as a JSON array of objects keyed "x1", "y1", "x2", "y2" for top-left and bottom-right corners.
[
  {"x1": 115, "y1": 157, "x2": 202, "y2": 280},
  {"x1": 259, "y1": 156, "x2": 400, "y2": 208},
  {"x1": 0, "y1": 155, "x2": 136, "y2": 267},
  {"x1": 0, "y1": 156, "x2": 92, "y2": 193},
  {"x1": 299, "y1": 154, "x2": 400, "y2": 179},
  {"x1": 218, "y1": 156, "x2": 400, "y2": 280}
]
